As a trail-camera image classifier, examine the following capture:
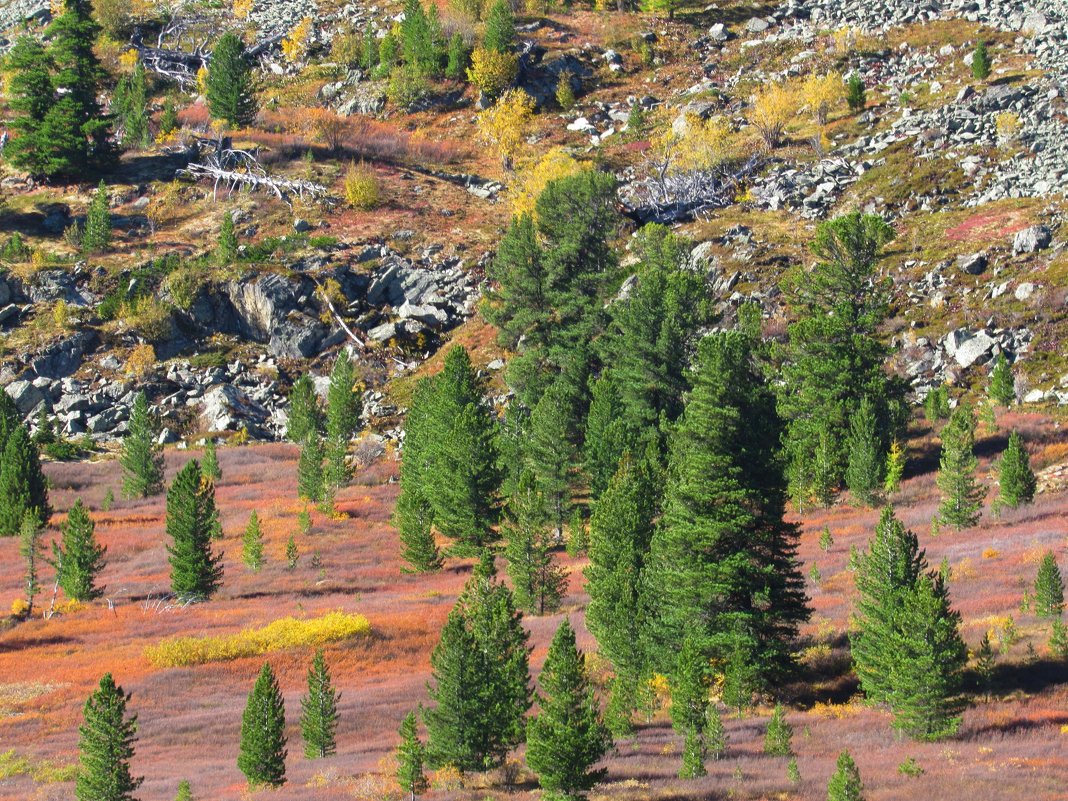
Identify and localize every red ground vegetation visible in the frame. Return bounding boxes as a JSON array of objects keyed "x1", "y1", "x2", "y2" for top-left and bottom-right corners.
[{"x1": 0, "y1": 410, "x2": 1067, "y2": 800}]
